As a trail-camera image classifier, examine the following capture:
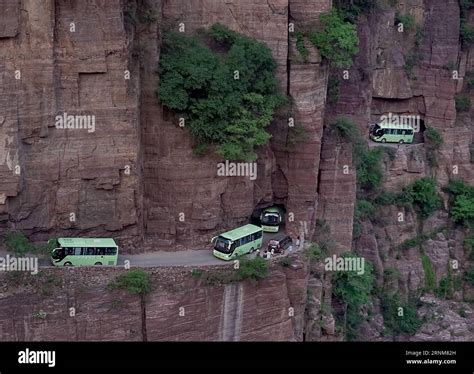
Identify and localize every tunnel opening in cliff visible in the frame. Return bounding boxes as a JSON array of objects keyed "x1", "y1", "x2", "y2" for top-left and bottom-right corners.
[{"x1": 250, "y1": 203, "x2": 286, "y2": 227}]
